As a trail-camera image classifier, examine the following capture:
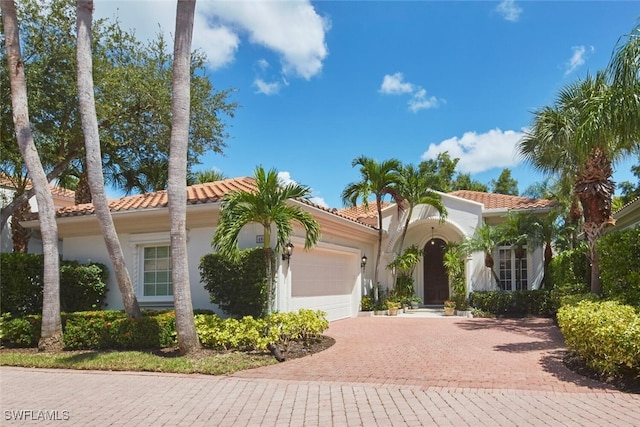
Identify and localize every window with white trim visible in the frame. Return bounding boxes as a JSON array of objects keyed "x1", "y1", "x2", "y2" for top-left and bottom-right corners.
[
  {"x1": 142, "y1": 245, "x2": 173, "y2": 298},
  {"x1": 498, "y1": 246, "x2": 528, "y2": 291}
]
